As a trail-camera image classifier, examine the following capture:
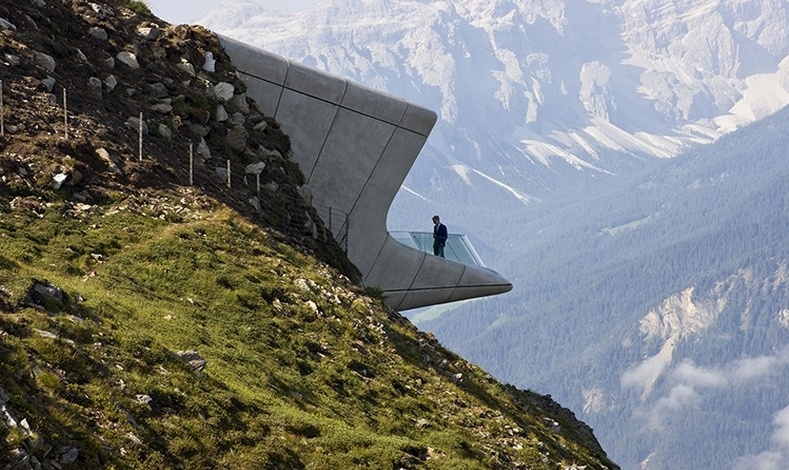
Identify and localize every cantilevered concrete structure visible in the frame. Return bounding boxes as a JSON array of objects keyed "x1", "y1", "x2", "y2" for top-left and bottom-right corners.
[{"x1": 219, "y1": 36, "x2": 512, "y2": 310}]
